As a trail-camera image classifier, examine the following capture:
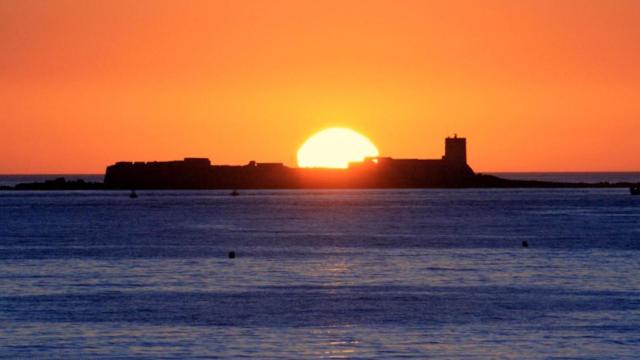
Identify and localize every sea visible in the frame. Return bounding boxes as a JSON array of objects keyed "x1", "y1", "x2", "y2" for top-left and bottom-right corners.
[{"x1": 1, "y1": 173, "x2": 639, "y2": 359}]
